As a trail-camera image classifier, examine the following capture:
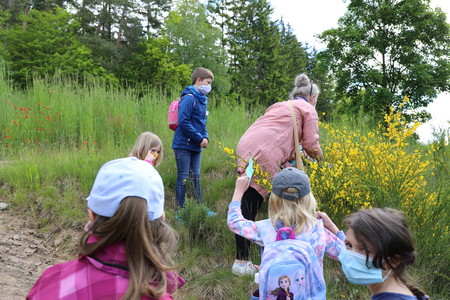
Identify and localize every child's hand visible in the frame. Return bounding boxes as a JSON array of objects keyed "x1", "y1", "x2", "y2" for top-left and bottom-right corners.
[
  {"x1": 200, "y1": 138, "x2": 209, "y2": 148},
  {"x1": 231, "y1": 175, "x2": 249, "y2": 202},
  {"x1": 316, "y1": 211, "x2": 340, "y2": 235},
  {"x1": 144, "y1": 150, "x2": 157, "y2": 164},
  {"x1": 235, "y1": 175, "x2": 250, "y2": 191},
  {"x1": 237, "y1": 167, "x2": 245, "y2": 176}
]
